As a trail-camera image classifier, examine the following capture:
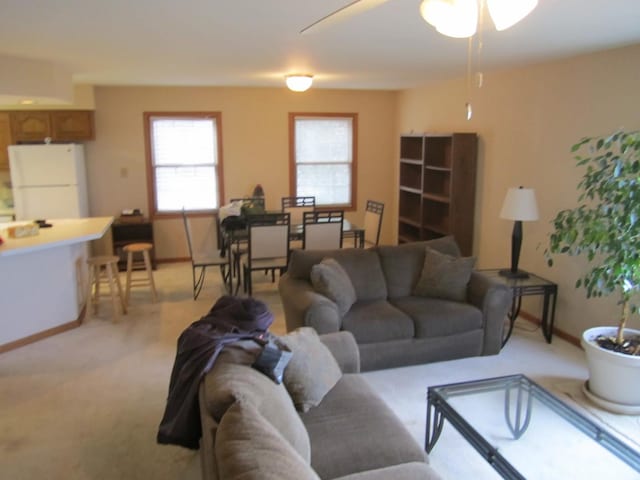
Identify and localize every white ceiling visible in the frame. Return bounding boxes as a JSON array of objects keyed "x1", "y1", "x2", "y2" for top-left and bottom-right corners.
[{"x1": 1, "y1": 0, "x2": 640, "y2": 91}]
